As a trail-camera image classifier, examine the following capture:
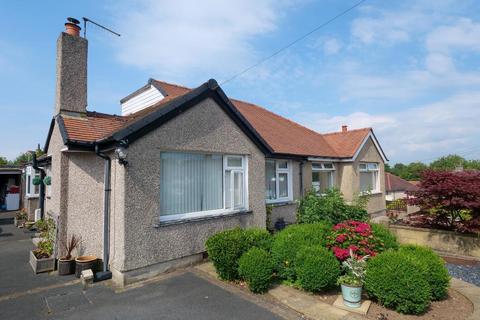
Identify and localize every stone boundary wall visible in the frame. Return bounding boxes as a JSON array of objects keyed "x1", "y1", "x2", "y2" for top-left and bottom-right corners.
[{"x1": 389, "y1": 224, "x2": 480, "y2": 259}]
